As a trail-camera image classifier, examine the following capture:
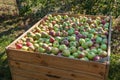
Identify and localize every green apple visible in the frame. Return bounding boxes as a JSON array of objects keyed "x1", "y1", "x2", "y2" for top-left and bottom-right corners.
[
  {"x1": 104, "y1": 23, "x2": 109, "y2": 28},
  {"x1": 69, "y1": 46, "x2": 77, "y2": 53},
  {"x1": 102, "y1": 38, "x2": 107, "y2": 44},
  {"x1": 35, "y1": 26, "x2": 41, "y2": 32},
  {"x1": 72, "y1": 52, "x2": 79, "y2": 58},
  {"x1": 51, "y1": 47, "x2": 59, "y2": 55},
  {"x1": 80, "y1": 57, "x2": 89, "y2": 61},
  {"x1": 53, "y1": 41, "x2": 59, "y2": 47},
  {"x1": 89, "y1": 29, "x2": 95, "y2": 33},
  {"x1": 38, "y1": 47, "x2": 45, "y2": 53},
  {"x1": 22, "y1": 46, "x2": 28, "y2": 51},
  {"x1": 82, "y1": 32, "x2": 88, "y2": 37},
  {"x1": 27, "y1": 32, "x2": 35, "y2": 38},
  {"x1": 86, "y1": 40, "x2": 93, "y2": 47},
  {"x1": 91, "y1": 48, "x2": 98, "y2": 54},
  {"x1": 87, "y1": 34, "x2": 94, "y2": 39},
  {"x1": 99, "y1": 51, "x2": 108, "y2": 57},
  {"x1": 97, "y1": 49, "x2": 103, "y2": 55},
  {"x1": 55, "y1": 37, "x2": 62, "y2": 42},
  {"x1": 96, "y1": 36, "x2": 102, "y2": 43},
  {"x1": 62, "y1": 49, "x2": 70, "y2": 57},
  {"x1": 85, "y1": 38, "x2": 90, "y2": 42},
  {"x1": 68, "y1": 28, "x2": 75, "y2": 35},
  {"x1": 69, "y1": 36, "x2": 76, "y2": 41},
  {"x1": 41, "y1": 31, "x2": 49, "y2": 38},
  {"x1": 59, "y1": 44, "x2": 67, "y2": 51},
  {"x1": 87, "y1": 52, "x2": 96, "y2": 60},
  {"x1": 69, "y1": 55, "x2": 75, "y2": 58},
  {"x1": 79, "y1": 39, "x2": 85, "y2": 44},
  {"x1": 100, "y1": 44, "x2": 107, "y2": 50},
  {"x1": 39, "y1": 42, "x2": 43, "y2": 47},
  {"x1": 34, "y1": 43, "x2": 39, "y2": 49},
  {"x1": 81, "y1": 43, "x2": 88, "y2": 49},
  {"x1": 70, "y1": 41, "x2": 77, "y2": 47}
]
